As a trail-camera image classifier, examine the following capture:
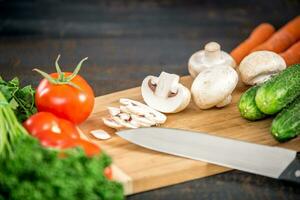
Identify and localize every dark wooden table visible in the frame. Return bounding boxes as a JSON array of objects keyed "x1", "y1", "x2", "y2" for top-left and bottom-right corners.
[{"x1": 0, "y1": 0, "x2": 299, "y2": 199}]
